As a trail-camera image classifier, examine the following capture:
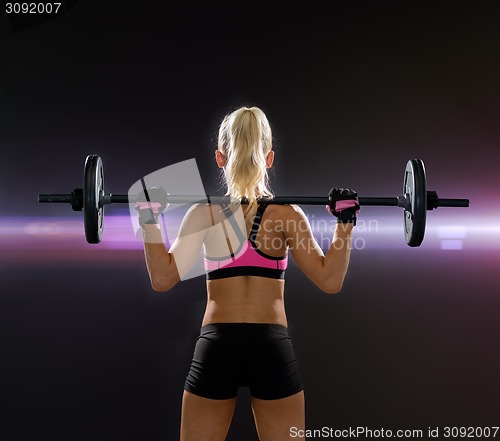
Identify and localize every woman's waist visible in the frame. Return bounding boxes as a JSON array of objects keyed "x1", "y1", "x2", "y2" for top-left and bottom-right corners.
[
  {"x1": 199, "y1": 322, "x2": 290, "y2": 336},
  {"x1": 206, "y1": 284, "x2": 284, "y2": 307},
  {"x1": 203, "y1": 296, "x2": 287, "y2": 328}
]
